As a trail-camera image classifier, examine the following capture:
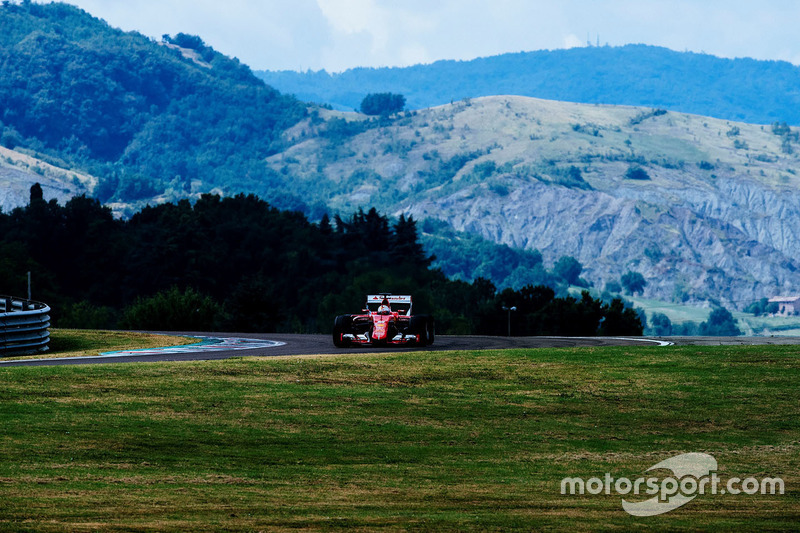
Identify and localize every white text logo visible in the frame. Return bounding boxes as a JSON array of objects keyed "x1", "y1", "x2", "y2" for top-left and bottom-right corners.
[{"x1": 560, "y1": 452, "x2": 785, "y2": 516}]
